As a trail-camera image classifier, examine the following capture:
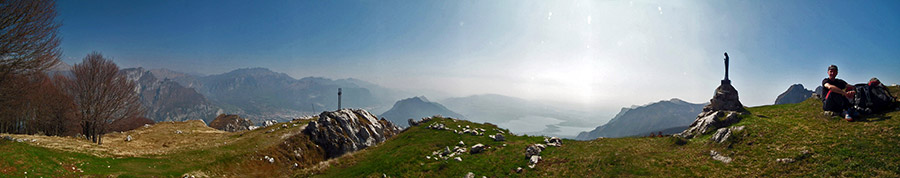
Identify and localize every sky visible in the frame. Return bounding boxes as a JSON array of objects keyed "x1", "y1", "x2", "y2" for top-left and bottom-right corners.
[{"x1": 56, "y1": 0, "x2": 900, "y2": 115}]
